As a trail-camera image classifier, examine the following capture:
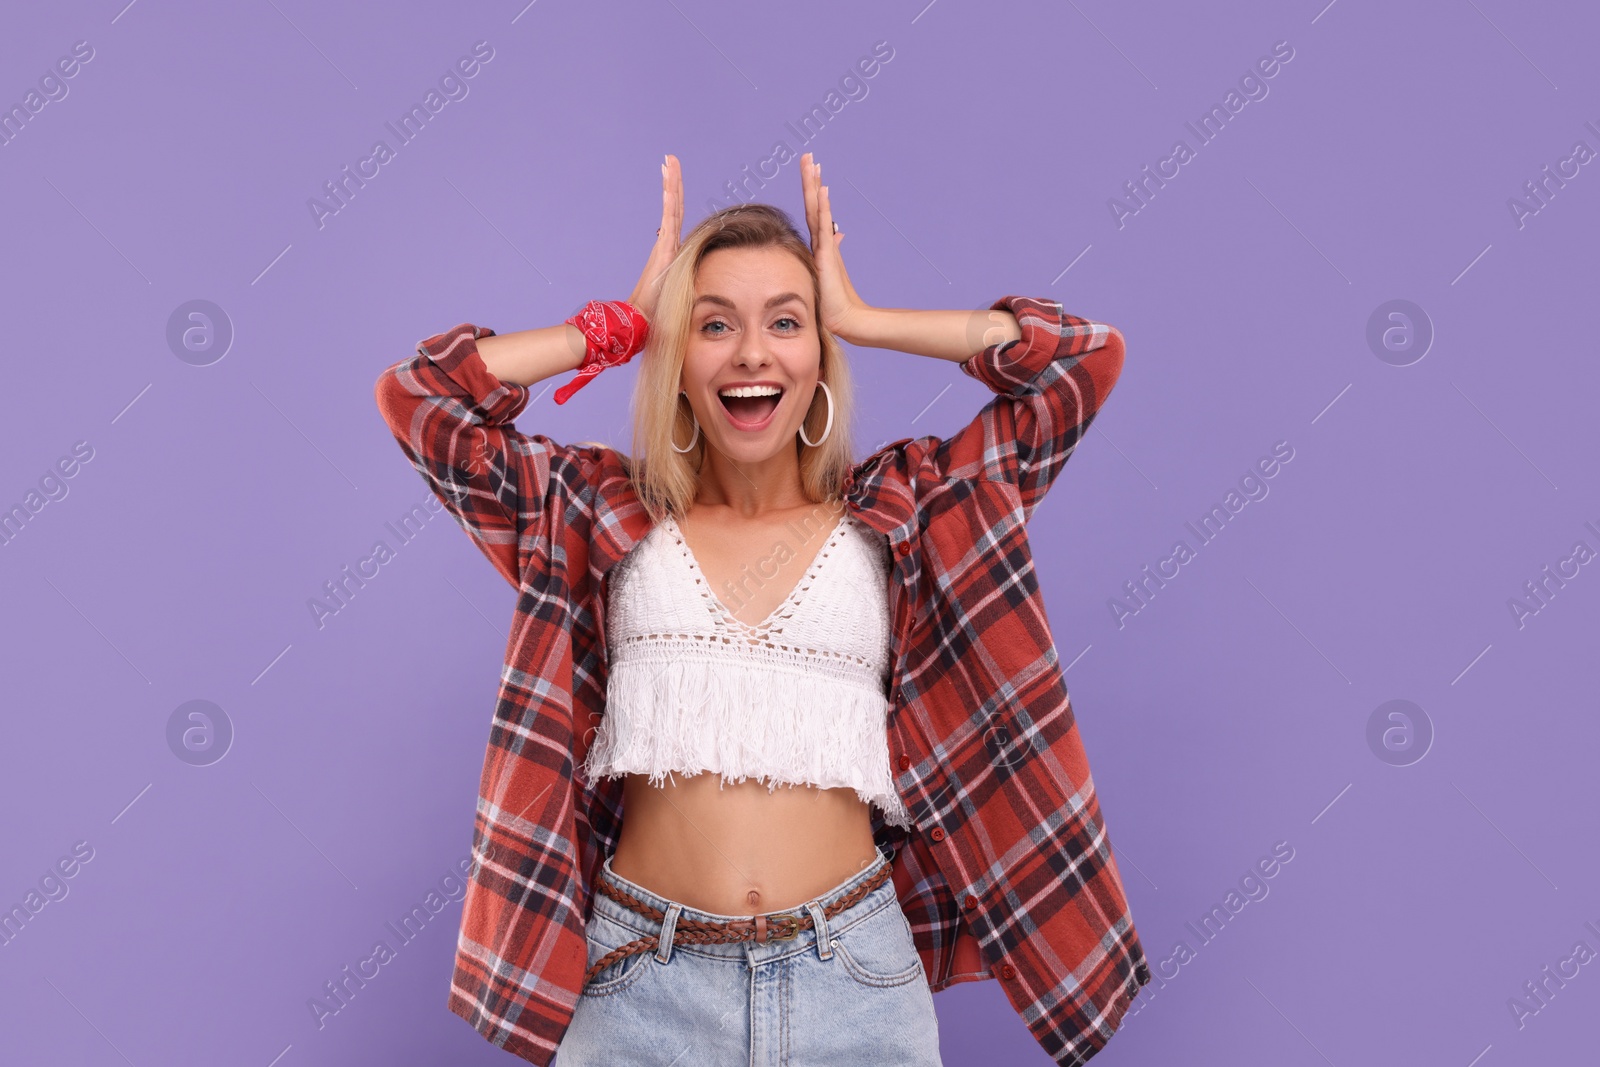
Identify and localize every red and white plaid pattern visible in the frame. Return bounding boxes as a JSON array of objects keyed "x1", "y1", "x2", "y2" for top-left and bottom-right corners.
[{"x1": 373, "y1": 294, "x2": 1150, "y2": 1065}]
